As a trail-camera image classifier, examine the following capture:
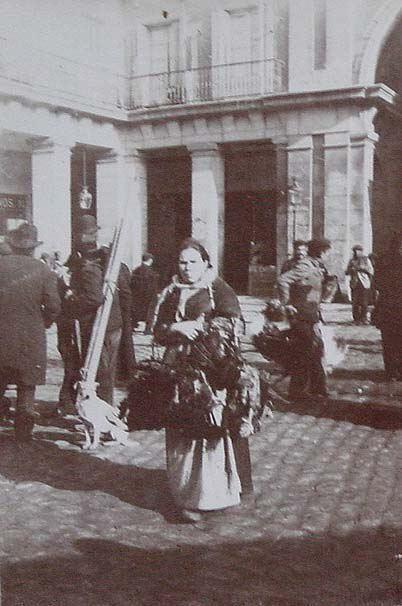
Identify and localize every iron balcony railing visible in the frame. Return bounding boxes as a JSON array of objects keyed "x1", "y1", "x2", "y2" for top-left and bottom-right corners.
[
  {"x1": 127, "y1": 58, "x2": 286, "y2": 109},
  {"x1": 0, "y1": 36, "x2": 286, "y2": 113}
]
